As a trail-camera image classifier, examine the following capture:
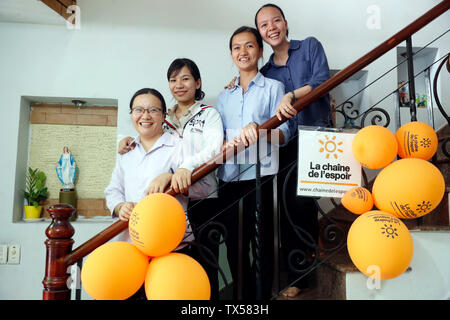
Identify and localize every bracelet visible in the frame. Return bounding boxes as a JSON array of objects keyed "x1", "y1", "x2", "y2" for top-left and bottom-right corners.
[
  {"x1": 290, "y1": 91, "x2": 296, "y2": 104},
  {"x1": 115, "y1": 202, "x2": 125, "y2": 217}
]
